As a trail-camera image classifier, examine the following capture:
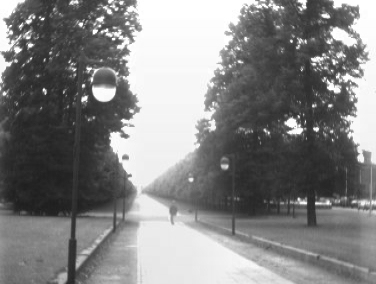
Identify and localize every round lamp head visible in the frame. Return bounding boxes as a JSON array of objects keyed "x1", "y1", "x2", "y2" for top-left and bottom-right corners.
[
  {"x1": 121, "y1": 154, "x2": 129, "y2": 169},
  {"x1": 188, "y1": 173, "x2": 194, "y2": 183},
  {"x1": 92, "y1": 67, "x2": 117, "y2": 102},
  {"x1": 220, "y1": 156, "x2": 230, "y2": 171}
]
